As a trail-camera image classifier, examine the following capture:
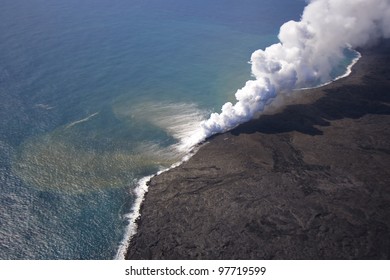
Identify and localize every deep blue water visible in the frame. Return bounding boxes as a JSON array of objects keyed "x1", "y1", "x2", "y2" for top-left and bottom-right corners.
[{"x1": 0, "y1": 0, "x2": 306, "y2": 259}]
